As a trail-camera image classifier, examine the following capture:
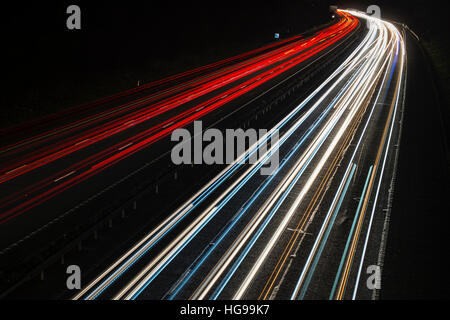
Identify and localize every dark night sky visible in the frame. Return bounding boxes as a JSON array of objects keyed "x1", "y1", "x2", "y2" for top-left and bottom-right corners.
[
  {"x1": 3, "y1": 1, "x2": 330, "y2": 115},
  {"x1": 2, "y1": 0, "x2": 448, "y2": 127},
  {"x1": 3, "y1": 0, "x2": 447, "y2": 79},
  {"x1": 3, "y1": 1, "x2": 330, "y2": 76}
]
